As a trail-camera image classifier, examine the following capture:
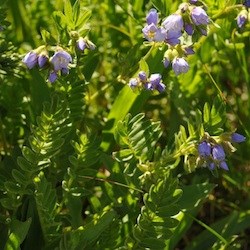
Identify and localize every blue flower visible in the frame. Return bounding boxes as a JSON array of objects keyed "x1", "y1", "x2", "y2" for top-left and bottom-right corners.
[
  {"x1": 38, "y1": 54, "x2": 48, "y2": 68},
  {"x1": 212, "y1": 145, "x2": 225, "y2": 161},
  {"x1": 142, "y1": 23, "x2": 165, "y2": 42},
  {"x1": 128, "y1": 78, "x2": 139, "y2": 89},
  {"x1": 77, "y1": 37, "x2": 87, "y2": 51},
  {"x1": 219, "y1": 161, "x2": 229, "y2": 171},
  {"x1": 163, "y1": 57, "x2": 170, "y2": 68},
  {"x1": 156, "y1": 82, "x2": 166, "y2": 93},
  {"x1": 208, "y1": 162, "x2": 215, "y2": 170},
  {"x1": 51, "y1": 50, "x2": 72, "y2": 72},
  {"x1": 237, "y1": 10, "x2": 248, "y2": 28},
  {"x1": 144, "y1": 73, "x2": 166, "y2": 93},
  {"x1": 48, "y1": 71, "x2": 58, "y2": 83},
  {"x1": 184, "y1": 23, "x2": 194, "y2": 35},
  {"x1": 145, "y1": 73, "x2": 161, "y2": 90},
  {"x1": 146, "y1": 9, "x2": 158, "y2": 25},
  {"x1": 191, "y1": 7, "x2": 209, "y2": 26},
  {"x1": 172, "y1": 57, "x2": 189, "y2": 75},
  {"x1": 244, "y1": 0, "x2": 250, "y2": 8},
  {"x1": 198, "y1": 141, "x2": 211, "y2": 157},
  {"x1": 162, "y1": 14, "x2": 184, "y2": 45},
  {"x1": 138, "y1": 71, "x2": 147, "y2": 82},
  {"x1": 231, "y1": 133, "x2": 246, "y2": 143},
  {"x1": 23, "y1": 51, "x2": 38, "y2": 69}
]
